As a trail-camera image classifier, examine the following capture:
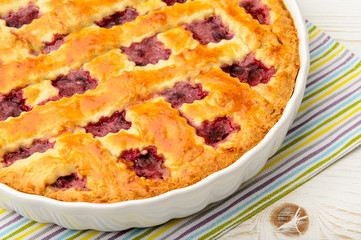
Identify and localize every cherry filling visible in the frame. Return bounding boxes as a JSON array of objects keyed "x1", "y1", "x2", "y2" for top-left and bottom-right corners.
[
  {"x1": 0, "y1": 3, "x2": 40, "y2": 28},
  {"x1": 162, "y1": 0, "x2": 187, "y2": 6},
  {"x1": 240, "y1": 0, "x2": 271, "y2": 25},
  {"x1": 52, "y1": 68, "x2": 98, "y2": 97},
  {"x1": 42, "y1": 34, "x2": 66, "y2": 54},
  {"x1": 195, "y1": 117, "x2": 240, "y2": 147},
  {"x1": 95, "y1": 7, "x2": 138, "y2": 29},
  {"x1": 3, "y1": 140, "x2": 54, "y2": 167},
  {"x1": 120, "y1": 146, "x2": 166, "y2": 179},
  {"x1": 221, "y1": 53, "x2": 276, "y2": 87},
  {"x1": 51, "y1": 172, "x2": 87, "y2": 191},
  {"x1": 85, "y1": 111, "x2": 131, "y2": 137},
  {"x1": 0, "y1": 90, "x2": 32, "y2": 121},
  {"x1": 184, "y1": 16, "x2": 234, "y2": 45},
  {"x1": 121, "y1": 36, "x2": 172, "y2": 66},
  {"x1": 161, "y1": 82, "x2": 208, "y2": 108}
]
